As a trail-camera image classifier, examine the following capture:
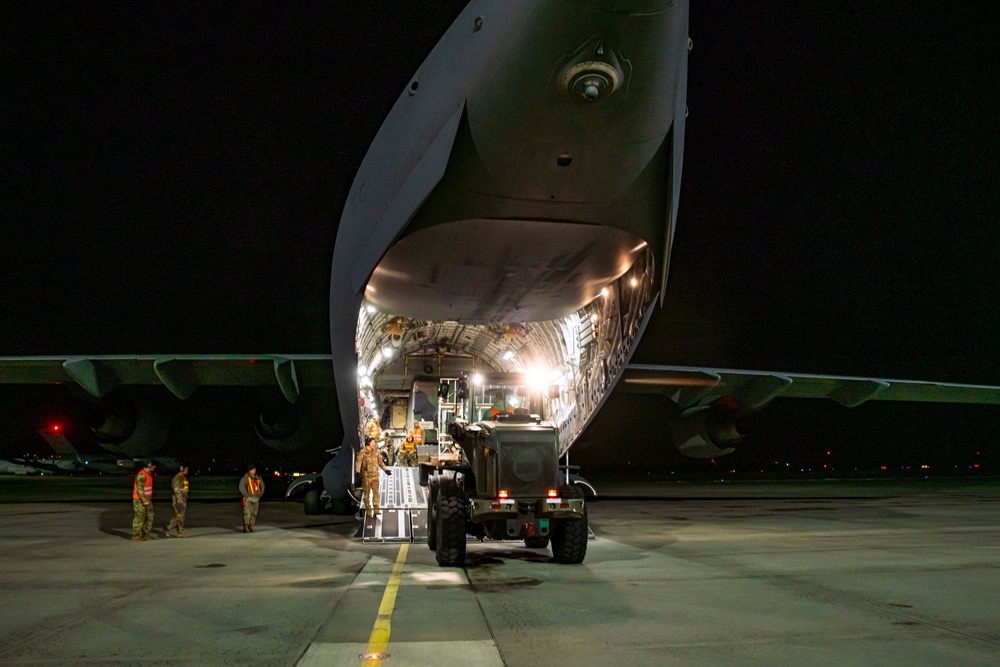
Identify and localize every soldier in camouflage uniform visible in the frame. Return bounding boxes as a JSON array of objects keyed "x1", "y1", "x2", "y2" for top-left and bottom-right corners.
[
  {"x1": 131, "y1": 461, "x2": 156, "y2": 541},
  {"x1": 398, "y1": 434, "x2": 418, "y2": 467},
  {"x1": 356, "y1": 437, "x2": 391, "y2": 517},
  {"x1": 163, "y1": 464, "x2": 189, "y2": 538},
  {"x1": 239, "y1": 464, "x2": 265, "y2": 533}
]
